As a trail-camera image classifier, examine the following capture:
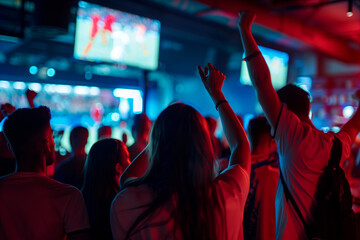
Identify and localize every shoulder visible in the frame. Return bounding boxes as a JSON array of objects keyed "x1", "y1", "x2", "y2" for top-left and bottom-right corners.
[
  {"x1": 44, "y1": 177, "x2": 84, "y2": 199},
  {"x1": 112, "y1": 185, "x2": 154, "y2": 212},
  {"x1": 216, "y1": 164, "x2": 250, "y2": 194}
]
